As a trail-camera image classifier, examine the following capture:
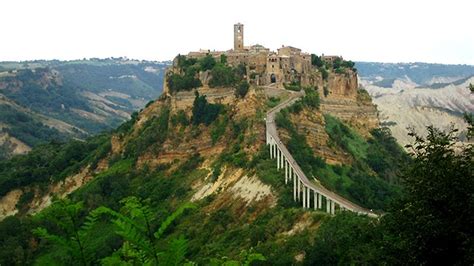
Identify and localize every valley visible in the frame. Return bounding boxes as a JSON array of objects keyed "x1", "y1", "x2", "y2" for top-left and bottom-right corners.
[{"x1": 0, "y1": 59, "x2": 169, "y2": 159}]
